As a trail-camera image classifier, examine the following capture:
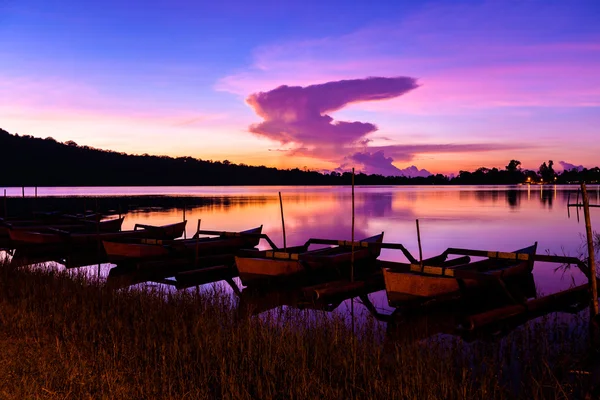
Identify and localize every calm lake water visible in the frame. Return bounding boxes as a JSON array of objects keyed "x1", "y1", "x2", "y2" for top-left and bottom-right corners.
[{"x1": 3, "y1": 184, "x2": 599, "y2": 316}]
